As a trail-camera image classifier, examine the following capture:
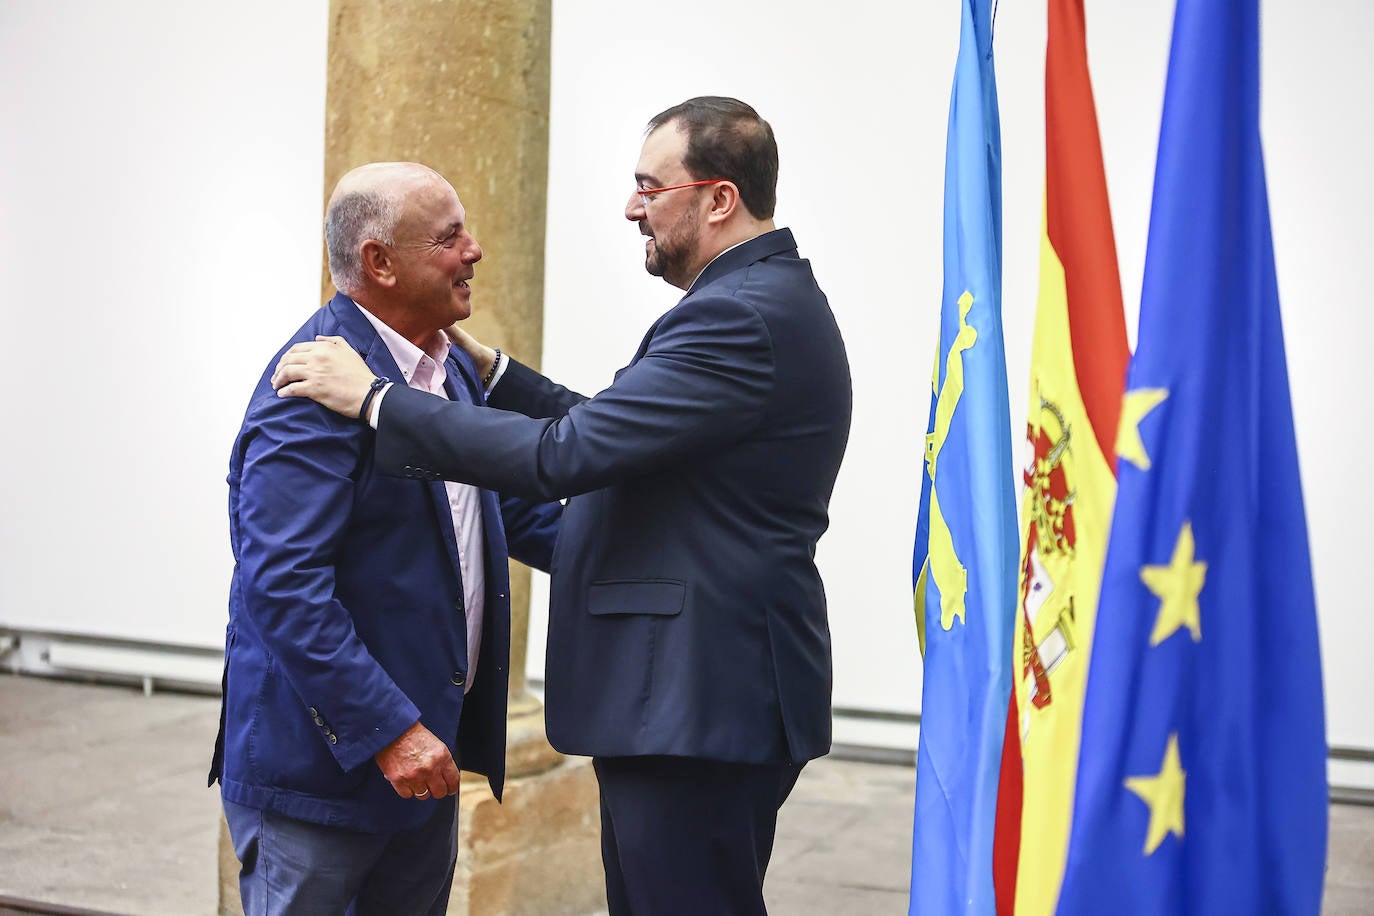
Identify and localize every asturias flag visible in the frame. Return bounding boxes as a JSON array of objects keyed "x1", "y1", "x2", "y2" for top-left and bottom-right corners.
[
  {"x1": 1056, "y1": 0, "x2": 1328, "y2": 911},
  {"x1": 909, "y1": 0, "x2": 1018, "y2": 912},
  {"x1": 993, "y1": 2, "x2": 1130, "y2": 914}
]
